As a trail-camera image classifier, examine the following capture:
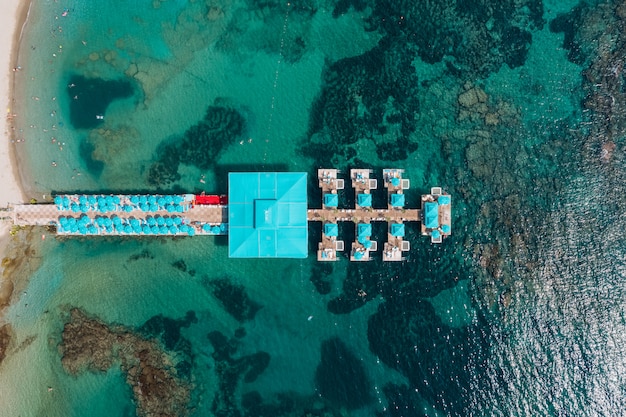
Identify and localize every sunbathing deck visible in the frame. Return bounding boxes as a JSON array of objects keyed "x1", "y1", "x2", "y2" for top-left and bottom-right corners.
[{"x1": 12, "y1": 194, "x2": 228, "y2": 236}]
